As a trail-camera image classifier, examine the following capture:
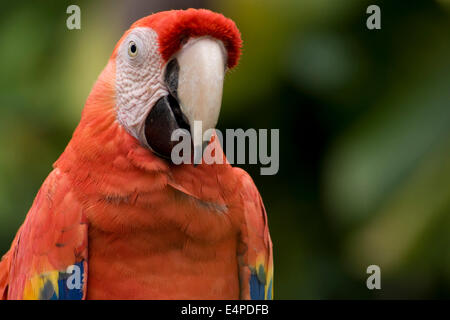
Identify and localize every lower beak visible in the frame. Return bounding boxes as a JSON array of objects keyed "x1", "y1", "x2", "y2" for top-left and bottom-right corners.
[{"x1": 145, "y1": 37, "x2": 226, "y2": 162}]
